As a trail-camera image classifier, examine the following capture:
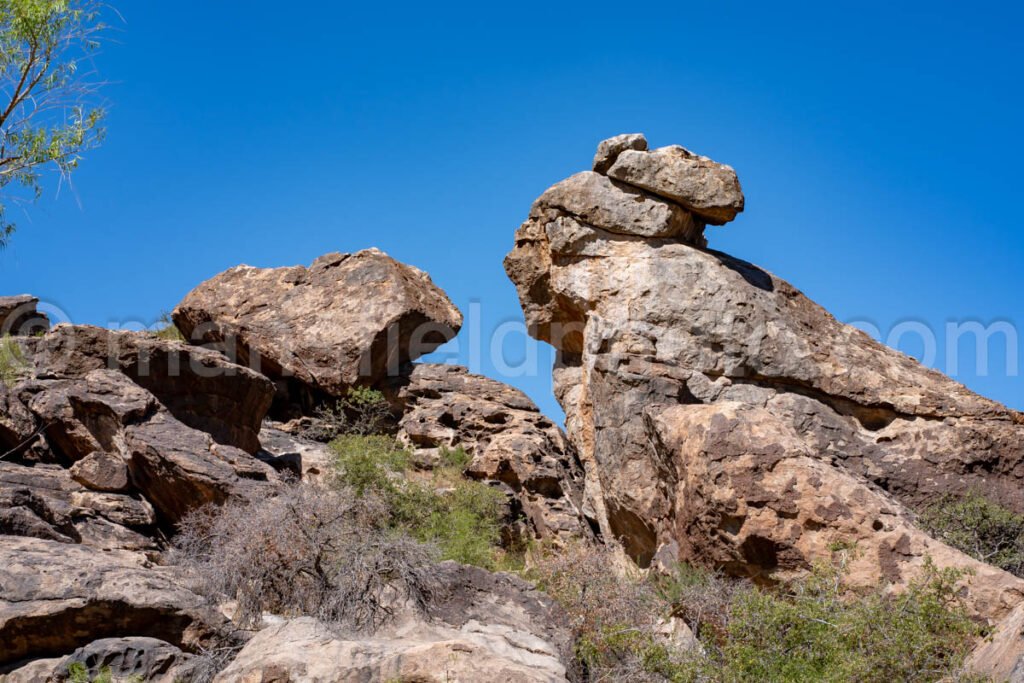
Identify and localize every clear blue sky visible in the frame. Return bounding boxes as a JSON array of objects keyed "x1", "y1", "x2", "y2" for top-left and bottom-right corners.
[{"x1": 1, "y1": 1, "x2": 1021, "y2": 420}]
